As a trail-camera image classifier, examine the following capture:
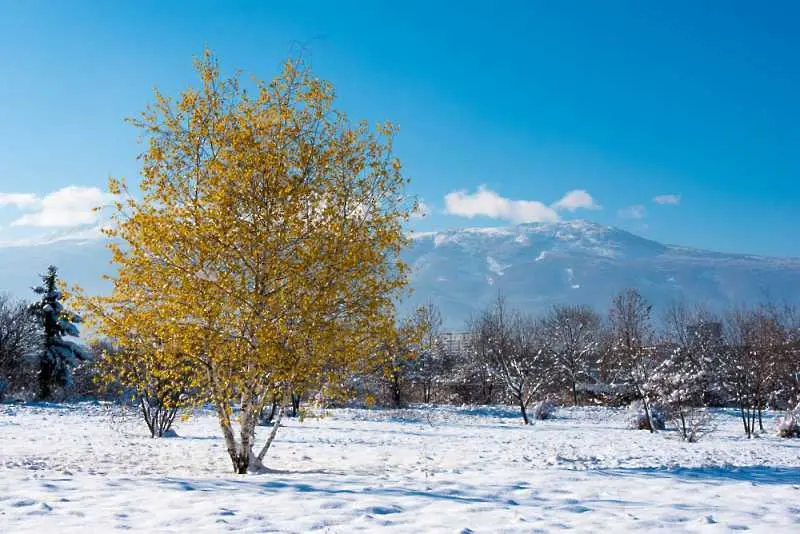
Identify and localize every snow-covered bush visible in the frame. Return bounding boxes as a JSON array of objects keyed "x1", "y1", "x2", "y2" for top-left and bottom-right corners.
[
  {"x1": 532, "y1": 400, "x2": 556, "y2": 420},
  {"x1": 627, "y1": 400, "x2": 666, "y2": 431},
  {"x1": 776, "y1": 406, "x2": 800, "y2": 438},
  {"x1": 671, "y1": 407, "x2": 714, "y2": 442},
  {"x1": 650, "y1": 343, "x2": 716, "y2": 442}
]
